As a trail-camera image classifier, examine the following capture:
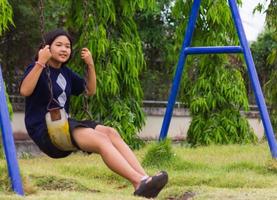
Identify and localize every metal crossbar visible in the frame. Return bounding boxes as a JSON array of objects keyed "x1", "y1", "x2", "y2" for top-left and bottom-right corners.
[{"x1": 184, "y1": 46, "x2": 243, "y2": 54}]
